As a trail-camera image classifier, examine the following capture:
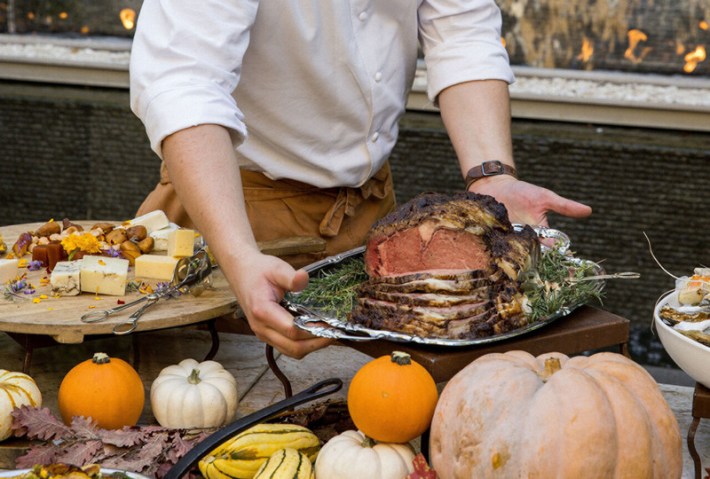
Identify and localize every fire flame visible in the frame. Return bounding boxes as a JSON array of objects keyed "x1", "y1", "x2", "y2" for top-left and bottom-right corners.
[
  {"x1": 577, "y1": 37, "x2": 594, "y2": 63},
  {"x1": 624, "y1": 29, "x2": 650, "y2": 64},
  {"x1": 683, "y1": 46, "x2": 707, "y2": 73},
  {"x1": 119, "y1": 8, "x2": 136, "y2": 30}
]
